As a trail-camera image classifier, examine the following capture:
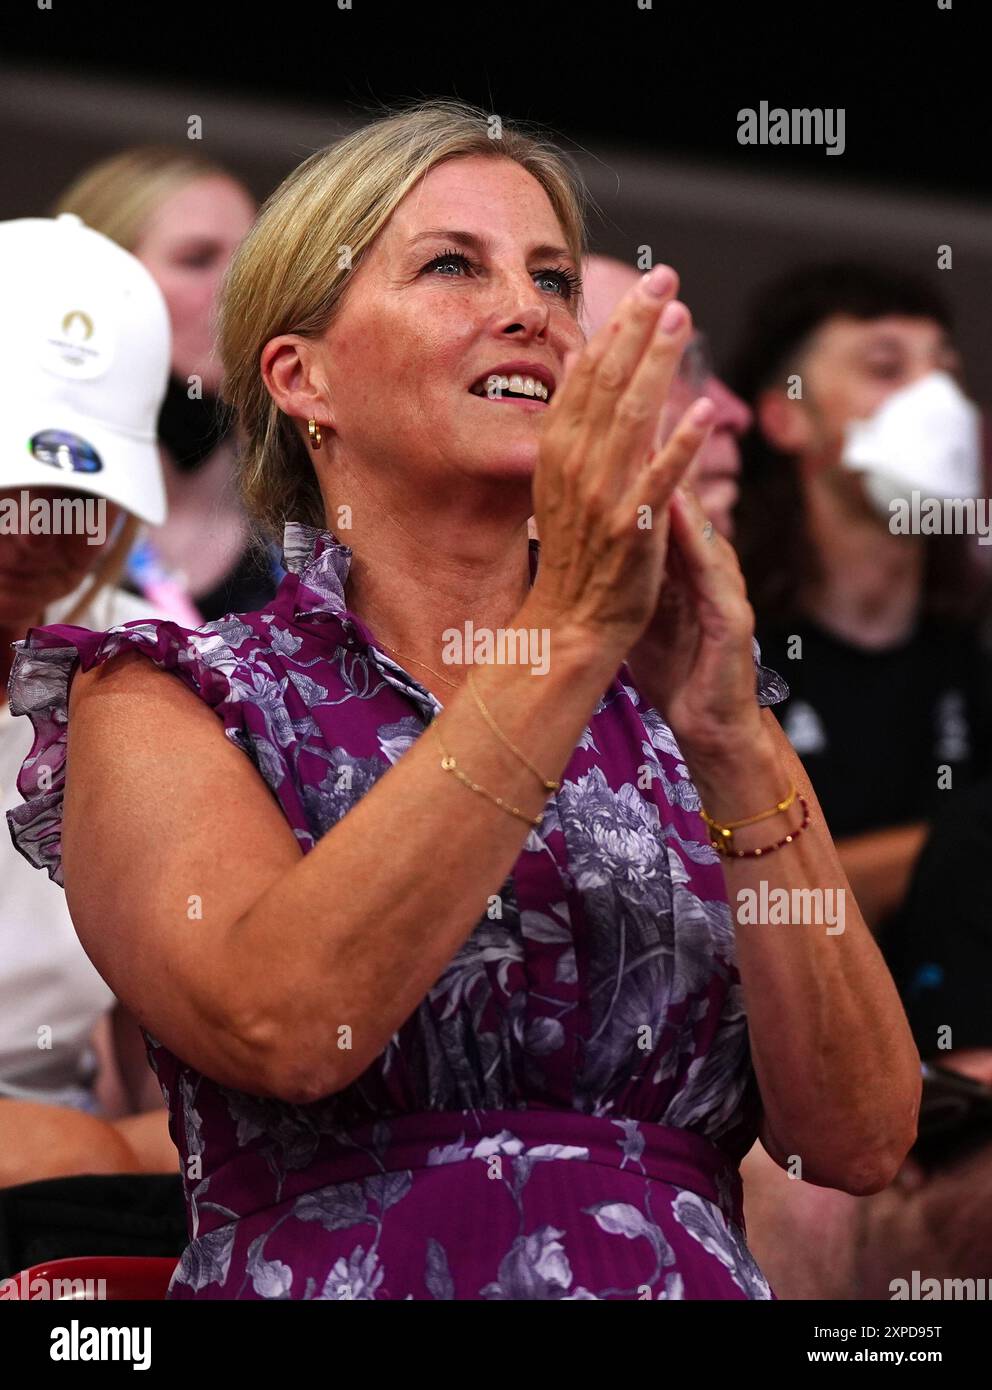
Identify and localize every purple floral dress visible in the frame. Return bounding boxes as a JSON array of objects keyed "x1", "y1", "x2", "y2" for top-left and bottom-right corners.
[{"x1": 7, "y1": 521, "x2": 789, "y2": 1300}]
